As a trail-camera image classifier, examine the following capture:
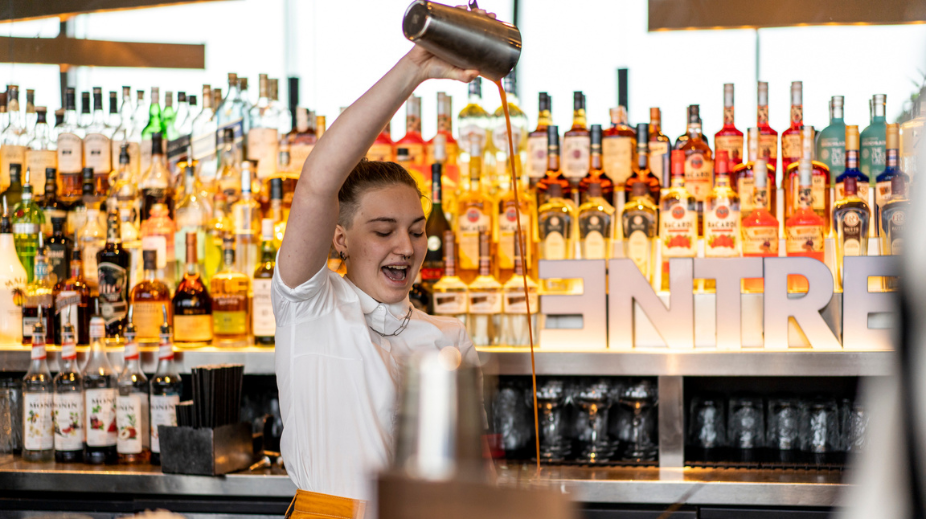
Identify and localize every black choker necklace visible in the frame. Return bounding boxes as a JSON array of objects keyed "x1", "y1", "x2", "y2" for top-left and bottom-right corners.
[{"x1": 371, "y1": 307, "x2": 413, "y2": 337}]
